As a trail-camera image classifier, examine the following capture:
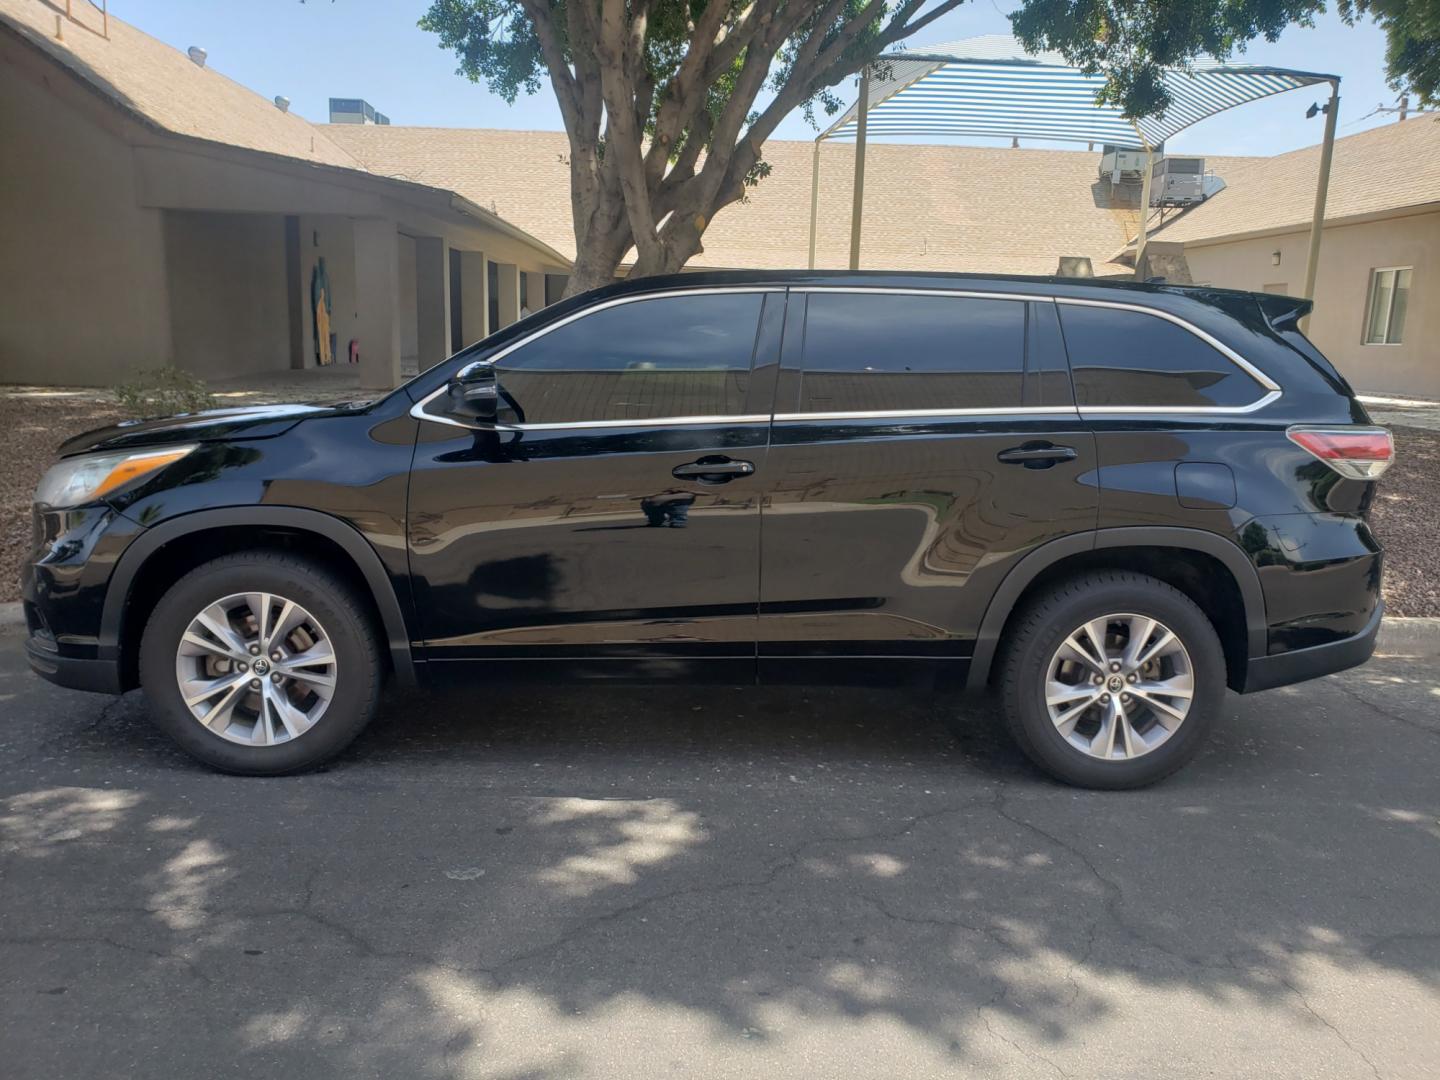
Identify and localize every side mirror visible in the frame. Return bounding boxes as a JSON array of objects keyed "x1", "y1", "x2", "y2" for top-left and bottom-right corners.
[{"x1": 446, "y1": 362, "x2": 498, "y2": 424}]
